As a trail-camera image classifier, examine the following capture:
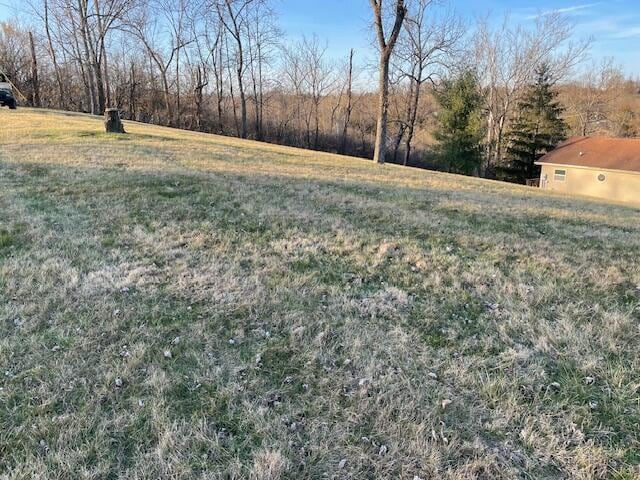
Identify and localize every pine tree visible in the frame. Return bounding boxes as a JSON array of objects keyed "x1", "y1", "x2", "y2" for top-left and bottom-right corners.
[
  {"x1": 434, "y1": 70, "x2": 484, "y2": 175},
  {"x1": 500, "y1": 64, "x2": 567, "y2": 184}
]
